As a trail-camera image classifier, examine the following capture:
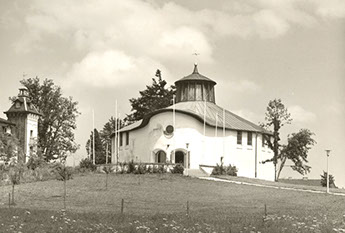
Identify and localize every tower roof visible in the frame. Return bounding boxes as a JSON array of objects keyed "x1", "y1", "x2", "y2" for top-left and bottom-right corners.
[
  {"x1": 175, "y1": 64, "x2": 217, "y2": 85},
  {"x1": 4, "y1": 88, "x2": 42, "y2": 116},
  {"x1": 0, "y1": 117, "x2": 15, "y2": 126}
]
